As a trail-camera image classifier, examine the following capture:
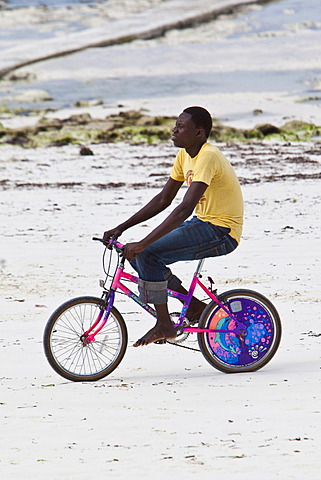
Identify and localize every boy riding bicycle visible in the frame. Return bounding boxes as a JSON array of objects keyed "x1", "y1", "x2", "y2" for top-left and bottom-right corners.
[{"x1": 103, "y1": 106, "x2": 244, "y2": 347}]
